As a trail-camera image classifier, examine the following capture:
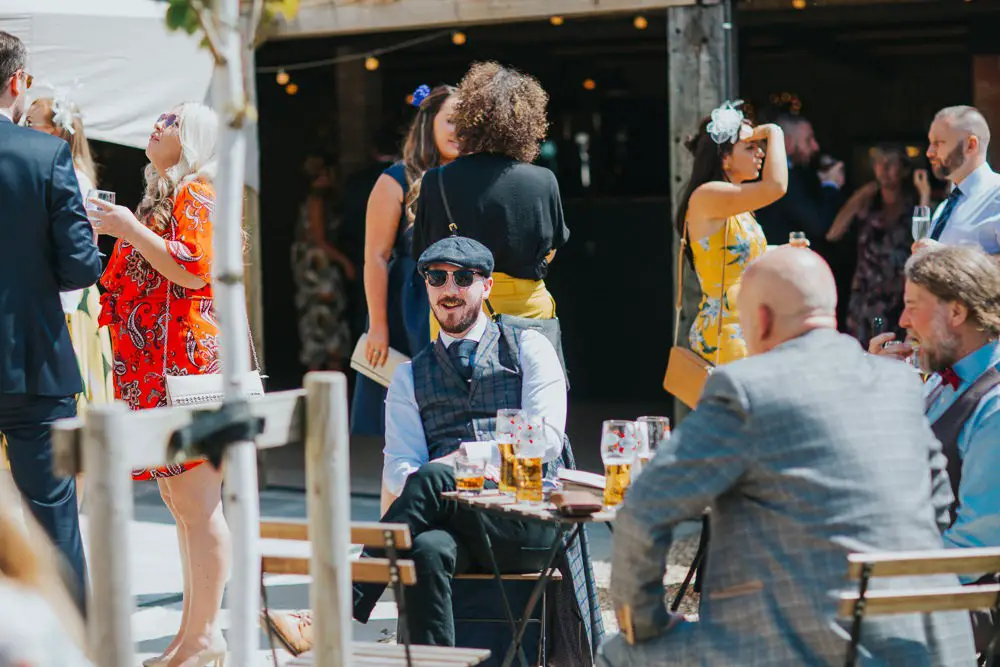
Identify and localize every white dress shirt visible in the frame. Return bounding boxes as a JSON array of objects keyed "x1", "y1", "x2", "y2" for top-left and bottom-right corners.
[
  {"x1": 382, "y1": 312, "x2": 567, "y2": 496},
  {"x1": 934, "y1": 162, "x2": 1000, "y2": 254}
]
